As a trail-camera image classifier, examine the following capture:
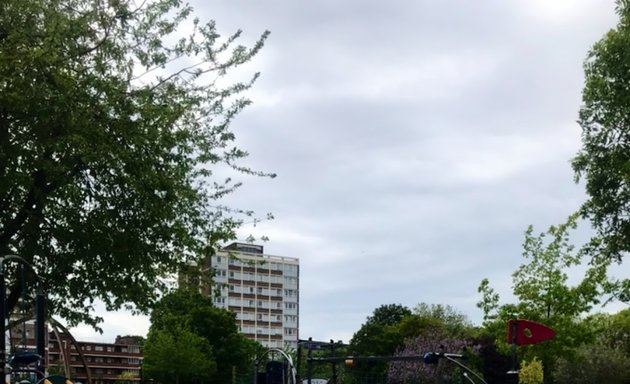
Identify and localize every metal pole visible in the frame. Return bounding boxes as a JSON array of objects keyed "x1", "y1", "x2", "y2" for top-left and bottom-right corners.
[
  {"x1": 36, "y1": 286, "x2": 45, "y2": 379},
  {"x1": 306, "y1": 338, "x2": 312, "y2": 384},
  {"x1": 0, "y1": 255, "x2": 42, "y2": 384},
  {"x1": 253, "y1": 359, "x2": 258, "y2": 384},
  {"x1": 330, "y1": 340, "x2": 337, "y2": 384},
  {"x1": 0, "y1": 257, "x2": 6, "y2": 384},
  {"x1": 507, "y1": 320, "x2": 519, "y2": 384},
  {"x1": 295, "y1": 343, "x2": 301, "y2": 384}
]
